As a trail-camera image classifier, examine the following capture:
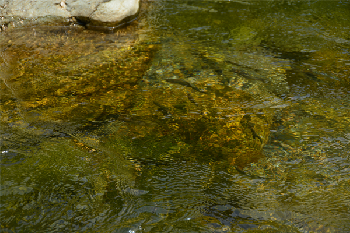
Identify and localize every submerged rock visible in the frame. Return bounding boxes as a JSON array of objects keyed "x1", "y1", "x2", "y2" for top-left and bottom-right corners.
[
  {"x1": 0, "y1": 1, "x2": 159, "y2": 137},
  {"x1": 125, "y1": 37, "x2": 292, "y2": 168}
]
